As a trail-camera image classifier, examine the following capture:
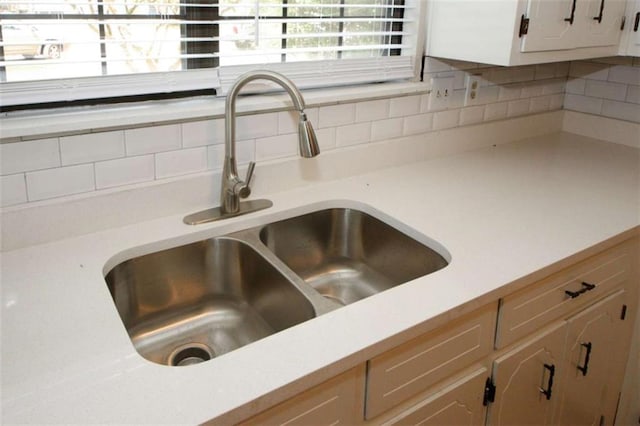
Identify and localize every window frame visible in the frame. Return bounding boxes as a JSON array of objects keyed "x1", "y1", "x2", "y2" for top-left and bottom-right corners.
[{"x1": 0, "y1": 0, "x2": 425, "y2": 109}]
